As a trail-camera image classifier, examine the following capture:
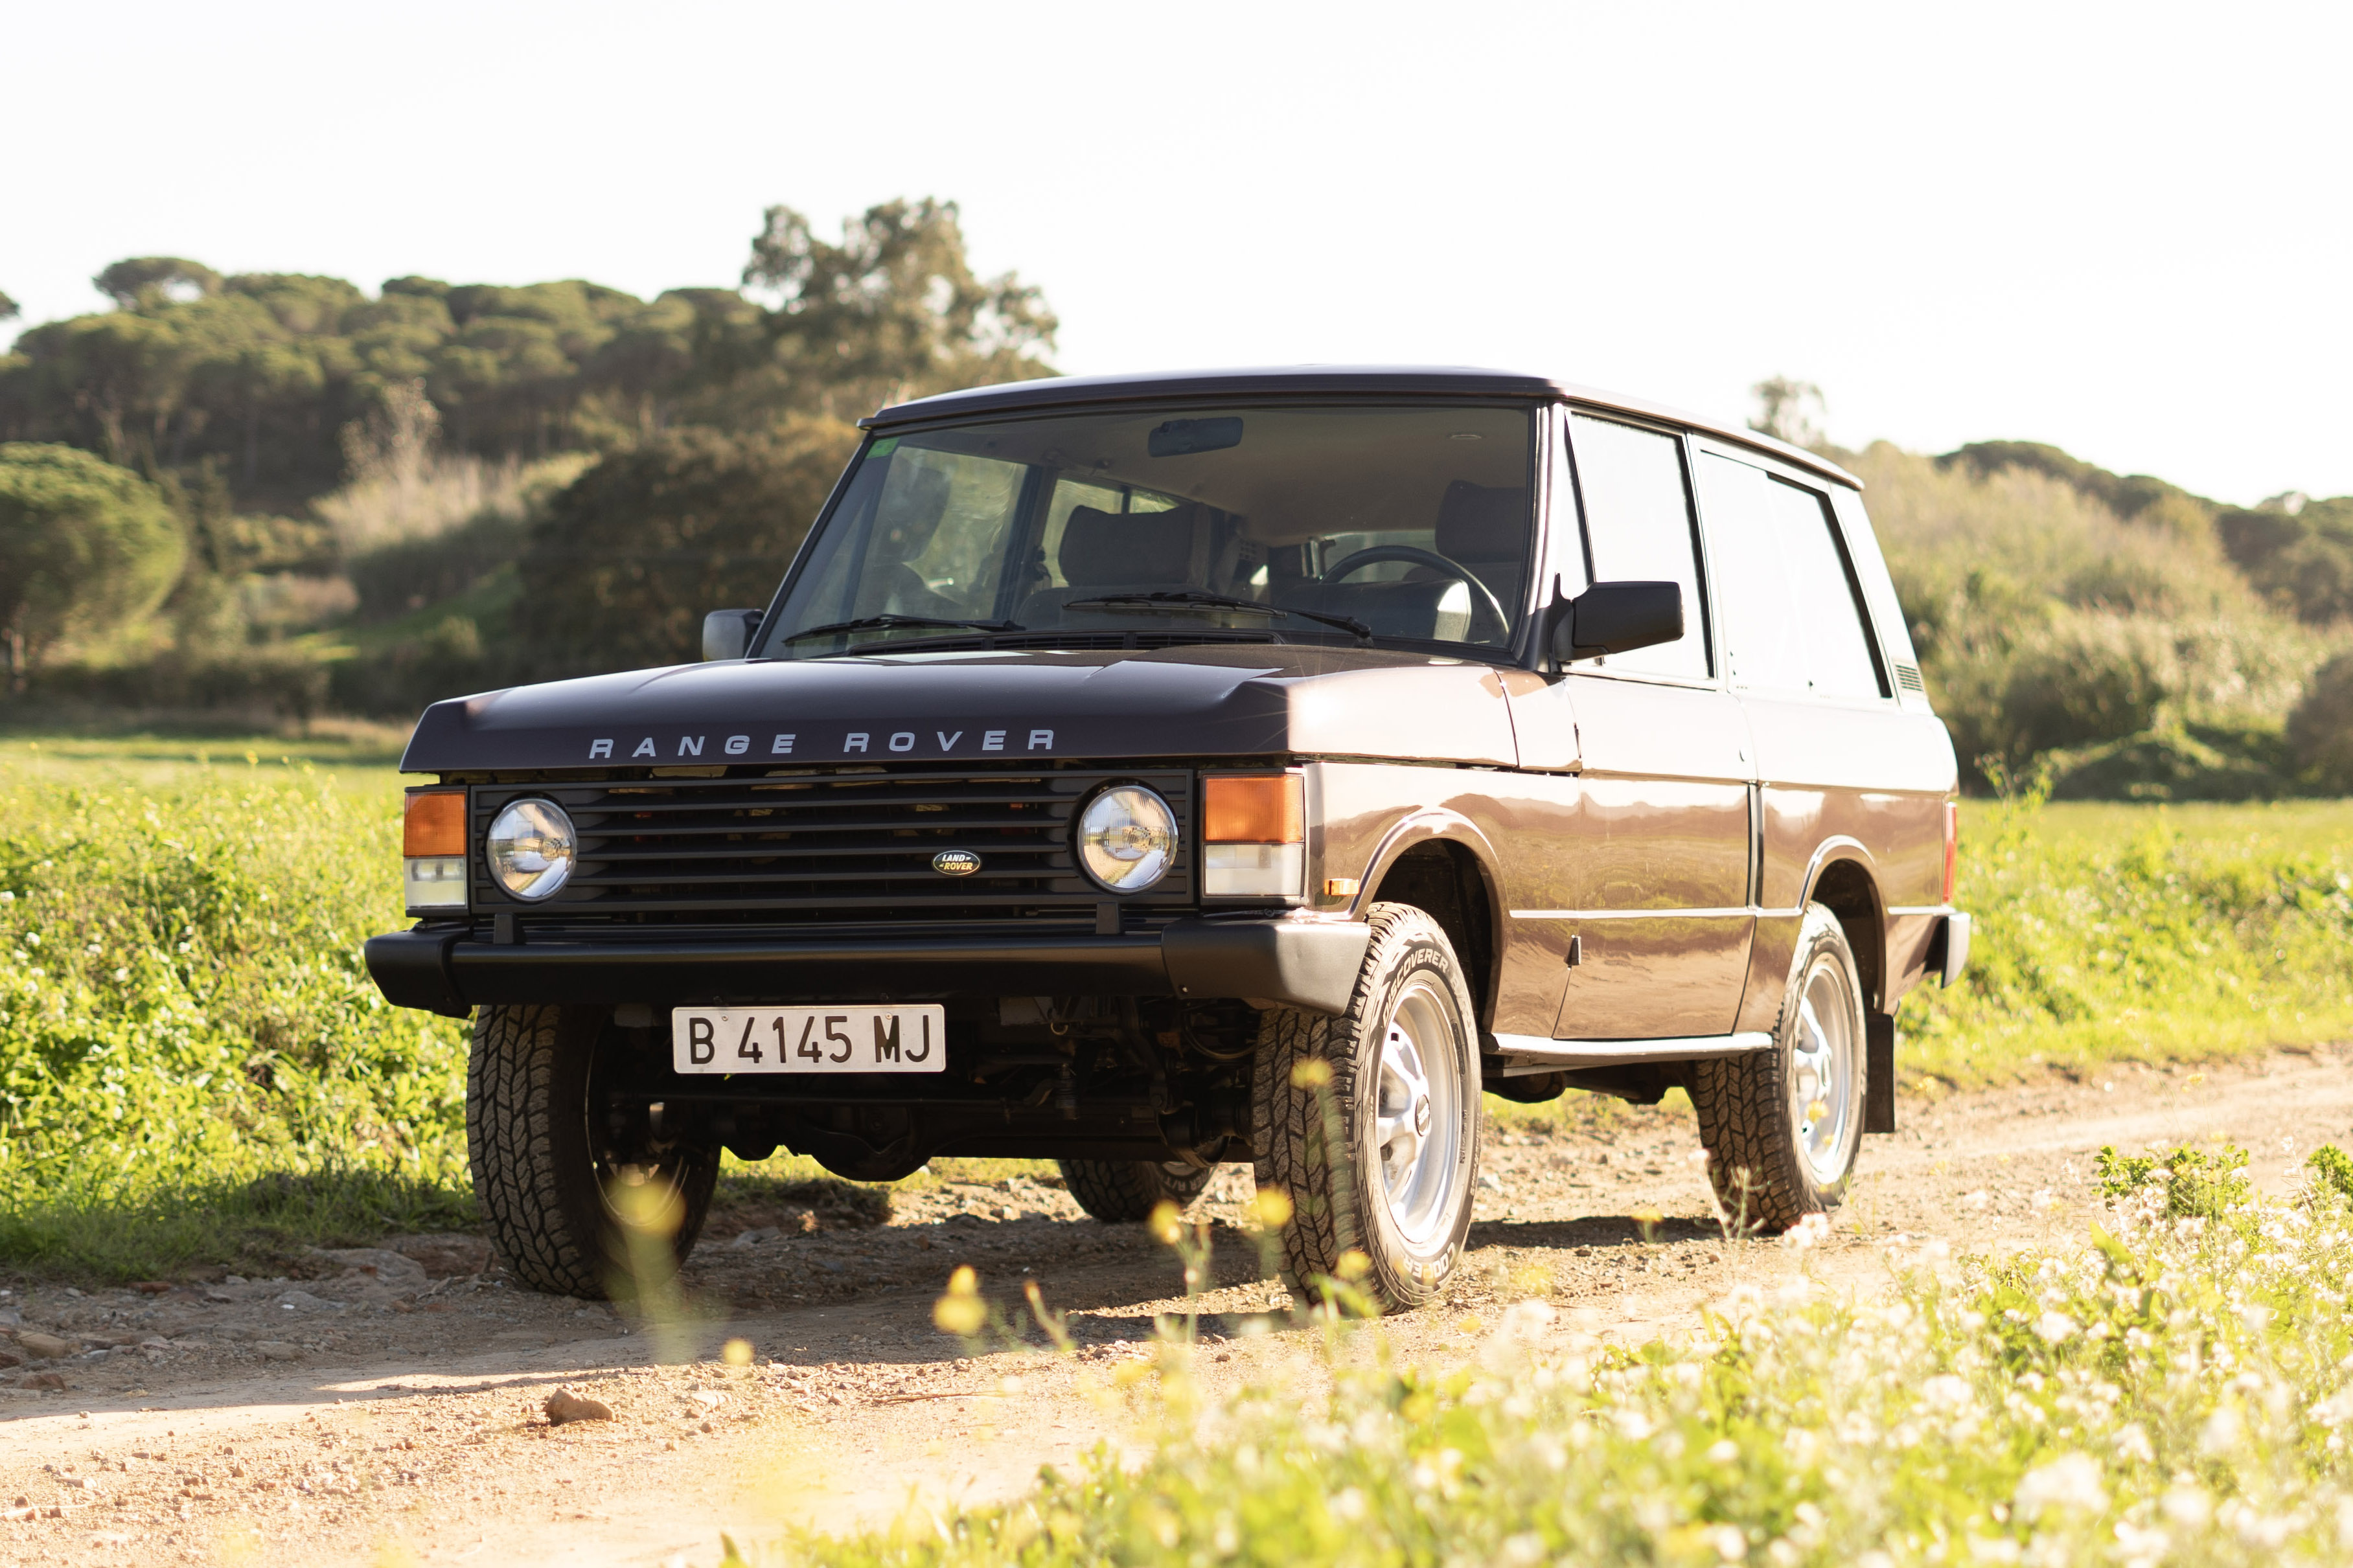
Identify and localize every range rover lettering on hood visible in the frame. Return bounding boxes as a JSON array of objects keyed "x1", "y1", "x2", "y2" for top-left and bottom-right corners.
[
  {"x1": 395, "y1": 648, "x2": 1520, "y2": 772},
  {"x1": 586, "y1": 728, "x2": 1057, "y2": 762}
]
